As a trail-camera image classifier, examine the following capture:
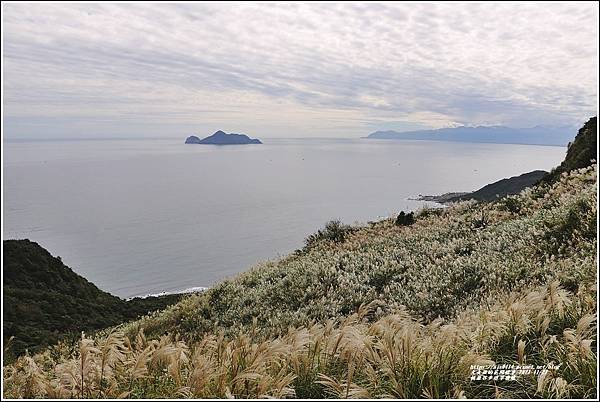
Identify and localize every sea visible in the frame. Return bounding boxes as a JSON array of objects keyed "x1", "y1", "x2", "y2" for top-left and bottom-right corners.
[{"x1": 3, "y1": 137, "x2": 566, "y2": 298}]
